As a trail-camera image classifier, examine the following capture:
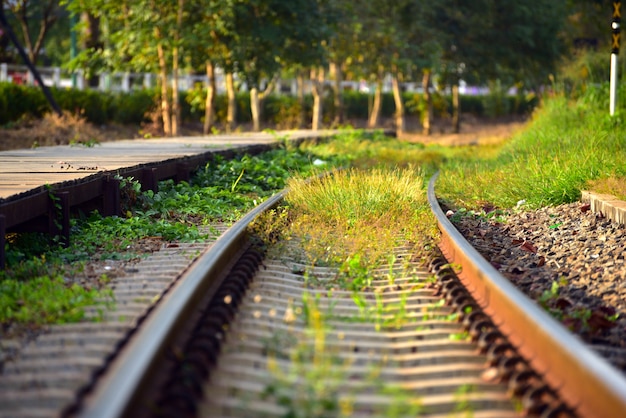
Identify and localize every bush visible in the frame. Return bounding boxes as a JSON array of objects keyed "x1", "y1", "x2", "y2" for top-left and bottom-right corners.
[
  {"x1": 0, "y1": 81, "x2": 538, "y2": 129},
  {"x1": 52, "y1": 87, "x2": 112, "y2": 124},
  {"x1": 0, "y1": 83, "x2": 47, "y2": 123},
  {"x1": 111, "y1": 89, "x2": 157, "y2": 124}
]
